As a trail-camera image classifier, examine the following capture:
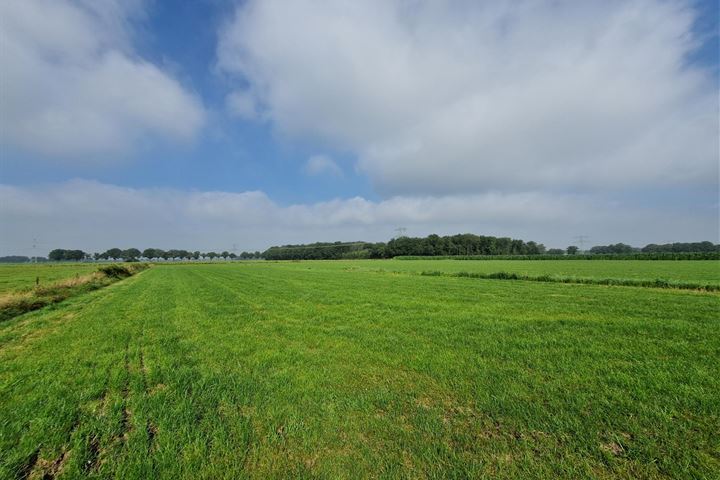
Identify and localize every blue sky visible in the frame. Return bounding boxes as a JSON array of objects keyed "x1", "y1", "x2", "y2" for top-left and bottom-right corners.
[
  {"x1": 0, "y1": 0, "x2": 377, "y2": 204},
  {"x1": 0, "y1": 0, "x2": 718, "y2": 255}
]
